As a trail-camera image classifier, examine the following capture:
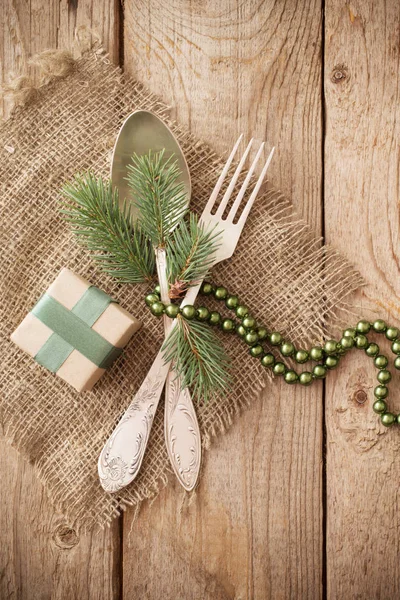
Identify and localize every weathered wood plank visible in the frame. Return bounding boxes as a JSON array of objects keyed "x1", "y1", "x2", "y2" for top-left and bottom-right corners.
[
  {"x1": 324, "y1": 1, "x2": 400, "y2": 597},
  {"x1": 123, "y1": 2, "x2": 323, "y2": 598},
  {"x1": 0, "y1": 2, "x2": 121, "y2": 599}
]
